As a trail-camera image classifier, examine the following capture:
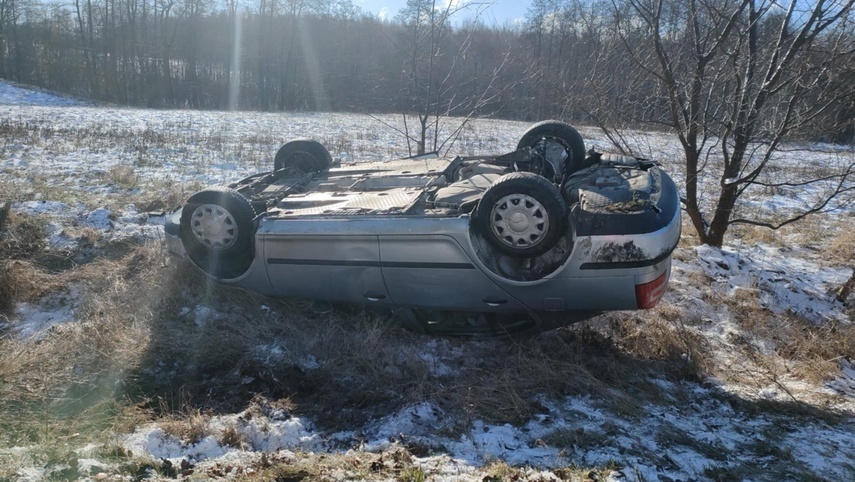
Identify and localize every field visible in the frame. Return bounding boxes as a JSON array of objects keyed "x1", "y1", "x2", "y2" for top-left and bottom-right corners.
[{"x1": 1, "y1": 81, "x2": 855, "y2": 481}]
